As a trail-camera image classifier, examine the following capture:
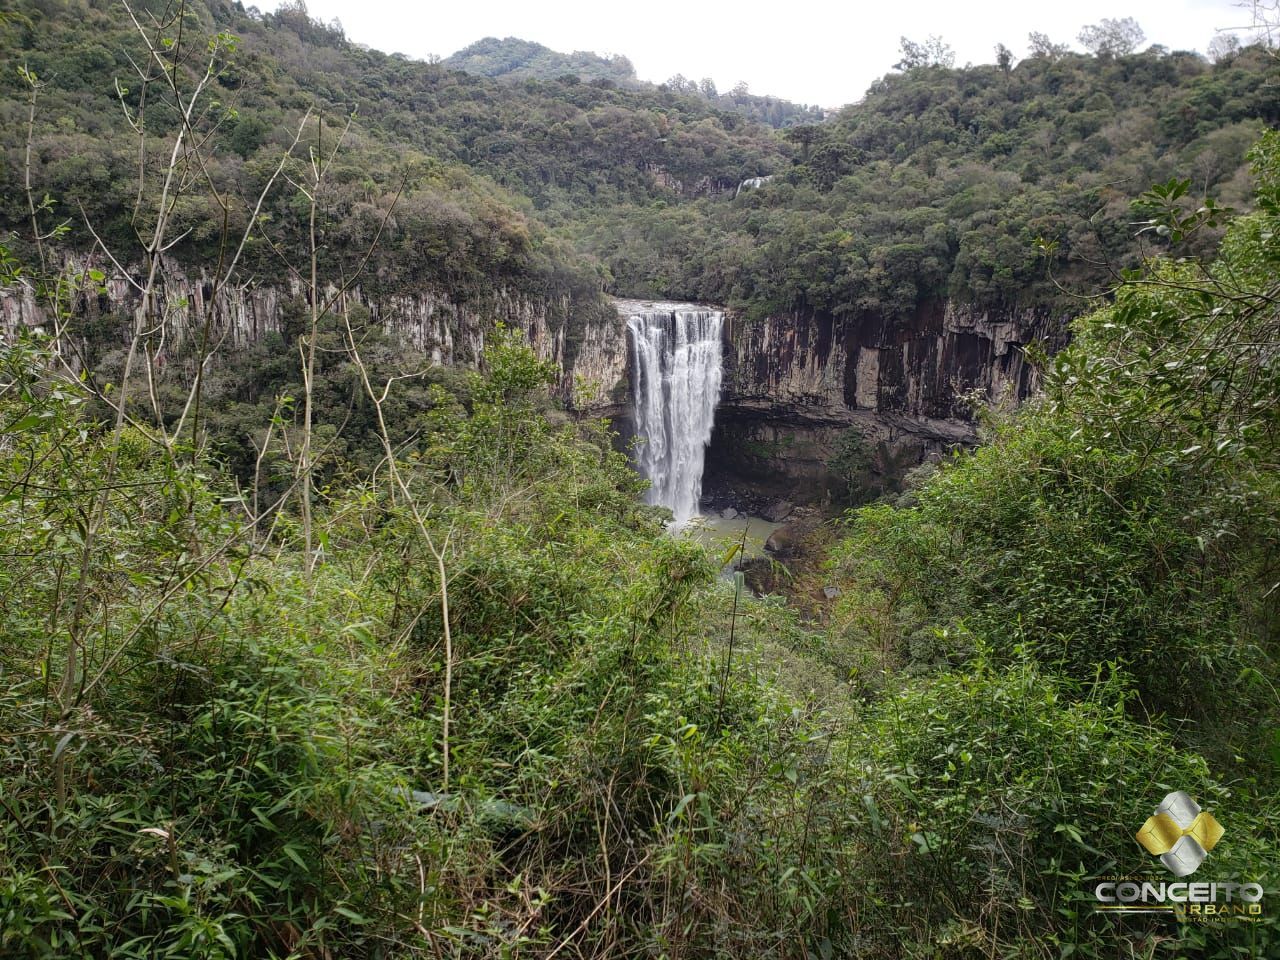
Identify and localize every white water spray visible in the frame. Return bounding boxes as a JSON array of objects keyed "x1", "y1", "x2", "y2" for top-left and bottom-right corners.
[{"x1": 626, "y1": 304, "x2": 724, "y2": 524}]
